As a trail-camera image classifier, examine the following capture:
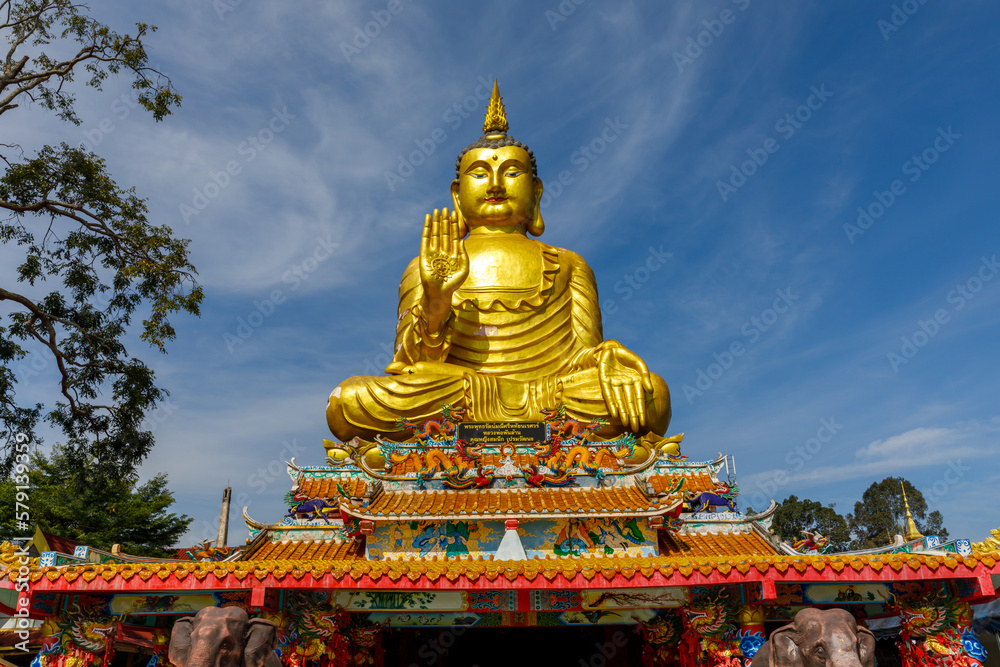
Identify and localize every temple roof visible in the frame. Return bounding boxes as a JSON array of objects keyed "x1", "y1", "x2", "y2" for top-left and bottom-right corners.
[
  {"x1": 37, "y1": 529, "x2": 83, "y2": 556},
  {"x1": 297, "y1": 476, "x2": 367, "y2": 498},
  {"x1": 245, "y1": 539, "x2": 364, "y2": 561},
  {"x1": 659, "y1": 530, "x2": 780, "y2": 557},
  {"x1": 344, "y1": 485, "x2": 682, "y2": 521},
  {"x1": 293, "y1": 471, "x2": 719, "y2": 508},
  {"x1": 17, "y1": 552, "x2": 1000, "y2": 591},
  {"x1": 242, "y1": 531, "x2": 781, "y2": 563},
  {"x1": 384, "y1": 451, "x2": 625, "y2": 475},
  {"x1": 648, "y1": 473, "x2": 719, "y2": 495}
]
